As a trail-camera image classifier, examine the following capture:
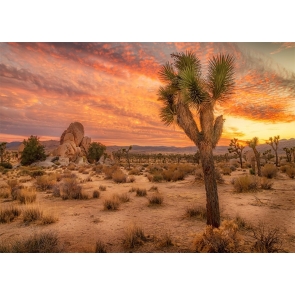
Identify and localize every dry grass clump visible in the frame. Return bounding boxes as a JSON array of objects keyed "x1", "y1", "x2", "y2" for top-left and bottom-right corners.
[
  {"x1": 67, "y1": 163, "x2": 76, "y2": 171},
  {"x1": 159, "y1": 232, "x2": 173, "y2": 247},
  {"x1": 59, "y1": 178, "x2": 87, "y2": 200},
  {"x1": 1, "y1": 232, "x2": 60, "y2": 253},
  {"x1": 95, "y1": 240, "x2": 107, "y2": 253},
  {"x1": 0, "y1": 206, "x2": 21, "y2": 223},
  {"x1": 36, "y1": 174, "x2": 57, "y2": 191},
  {"x1": 7, "y1": 179, "x2": 18, "y2": 190},
  {"x1": 136, "y1": 188, "x2": 147, "y2": 197},
  {"x1": 251, "y1": 223, "x2": 282, "y2": 253},
  {"x1": 93, "y1": 190, "x2": 100, "y2": 199},
  {"x1": 123, "y1": 223, "x2": 146, "y2": 248},
  {"x1": 261, "y1": 164, "x2": 277, "y2": 179},
  {"x1": 193, "y1": 220, "x2": 242, "y2": 253},
  {"x1": 286, "y1": 166, "x2": 295, "y2": 179},
  {"x1": 128, "y1": 167, "x2": 142, "y2": 175},
  {"x1": 23, "y1": 206, "x2": 43, "y2": 223},
  {"x1": 222, "y1": 166, "x2": 231, "y2": 175},
  {"x1": 233, "y1": 214, "x2": 252, "y2": 230},
  {"x1": 0, "y1": 186, "x2": 11, "y2": 198},
  {"x1": 148, "y1": 173, "x2": 164, "y2": 182},
  {"x1": 127, "y1": 175, "x2": 136, "y2": 183},
  {"x1": 232, "y1": 175, "x2": 259, "y2": 193},
  {"x1": 260, "y1": 177, "x2": 273, "y2": 190},
  {"x1": 149, "y1": 185, "x2": 159, "y2": 192},
  {"x1": 103, "y1": 195, "x2": 120, "y2": 210},
  {"x1": 195, "y1": 168, "x2": 224, "y2": 184},
  {"x1": 148, "y1": 193, "x2": 163, "y2": 205},
  {"x1": 112, "y1": 169, "x2": 127, "y2": 183},
  {"x1": 116, "y1": 193, "x2": 130, "y2": 203},
  {"x1": 185, "y1": 205, "x2": 207, "y2": 220},
  {"x1": 103, "y1": 165, "x2": 119, "y2": 179},
  {"x1": 99, "y1": 185, "x2": 106, "y2": 191},
  {"x1": 17, "y1": 188, "x2": 37, "y2": 204},
  {"x1": 30, "y1": 170, "x2": 45, "y2": 178},
  {"x1": 39, "y1": 212, "x2": 58, "y2": 225}
]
